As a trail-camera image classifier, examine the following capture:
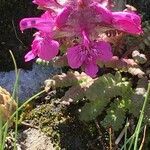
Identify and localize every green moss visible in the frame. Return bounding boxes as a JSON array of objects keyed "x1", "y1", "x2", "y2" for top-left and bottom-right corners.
[{"x1": 24, "y1": 100, "x2": 104, "y2": 149}]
